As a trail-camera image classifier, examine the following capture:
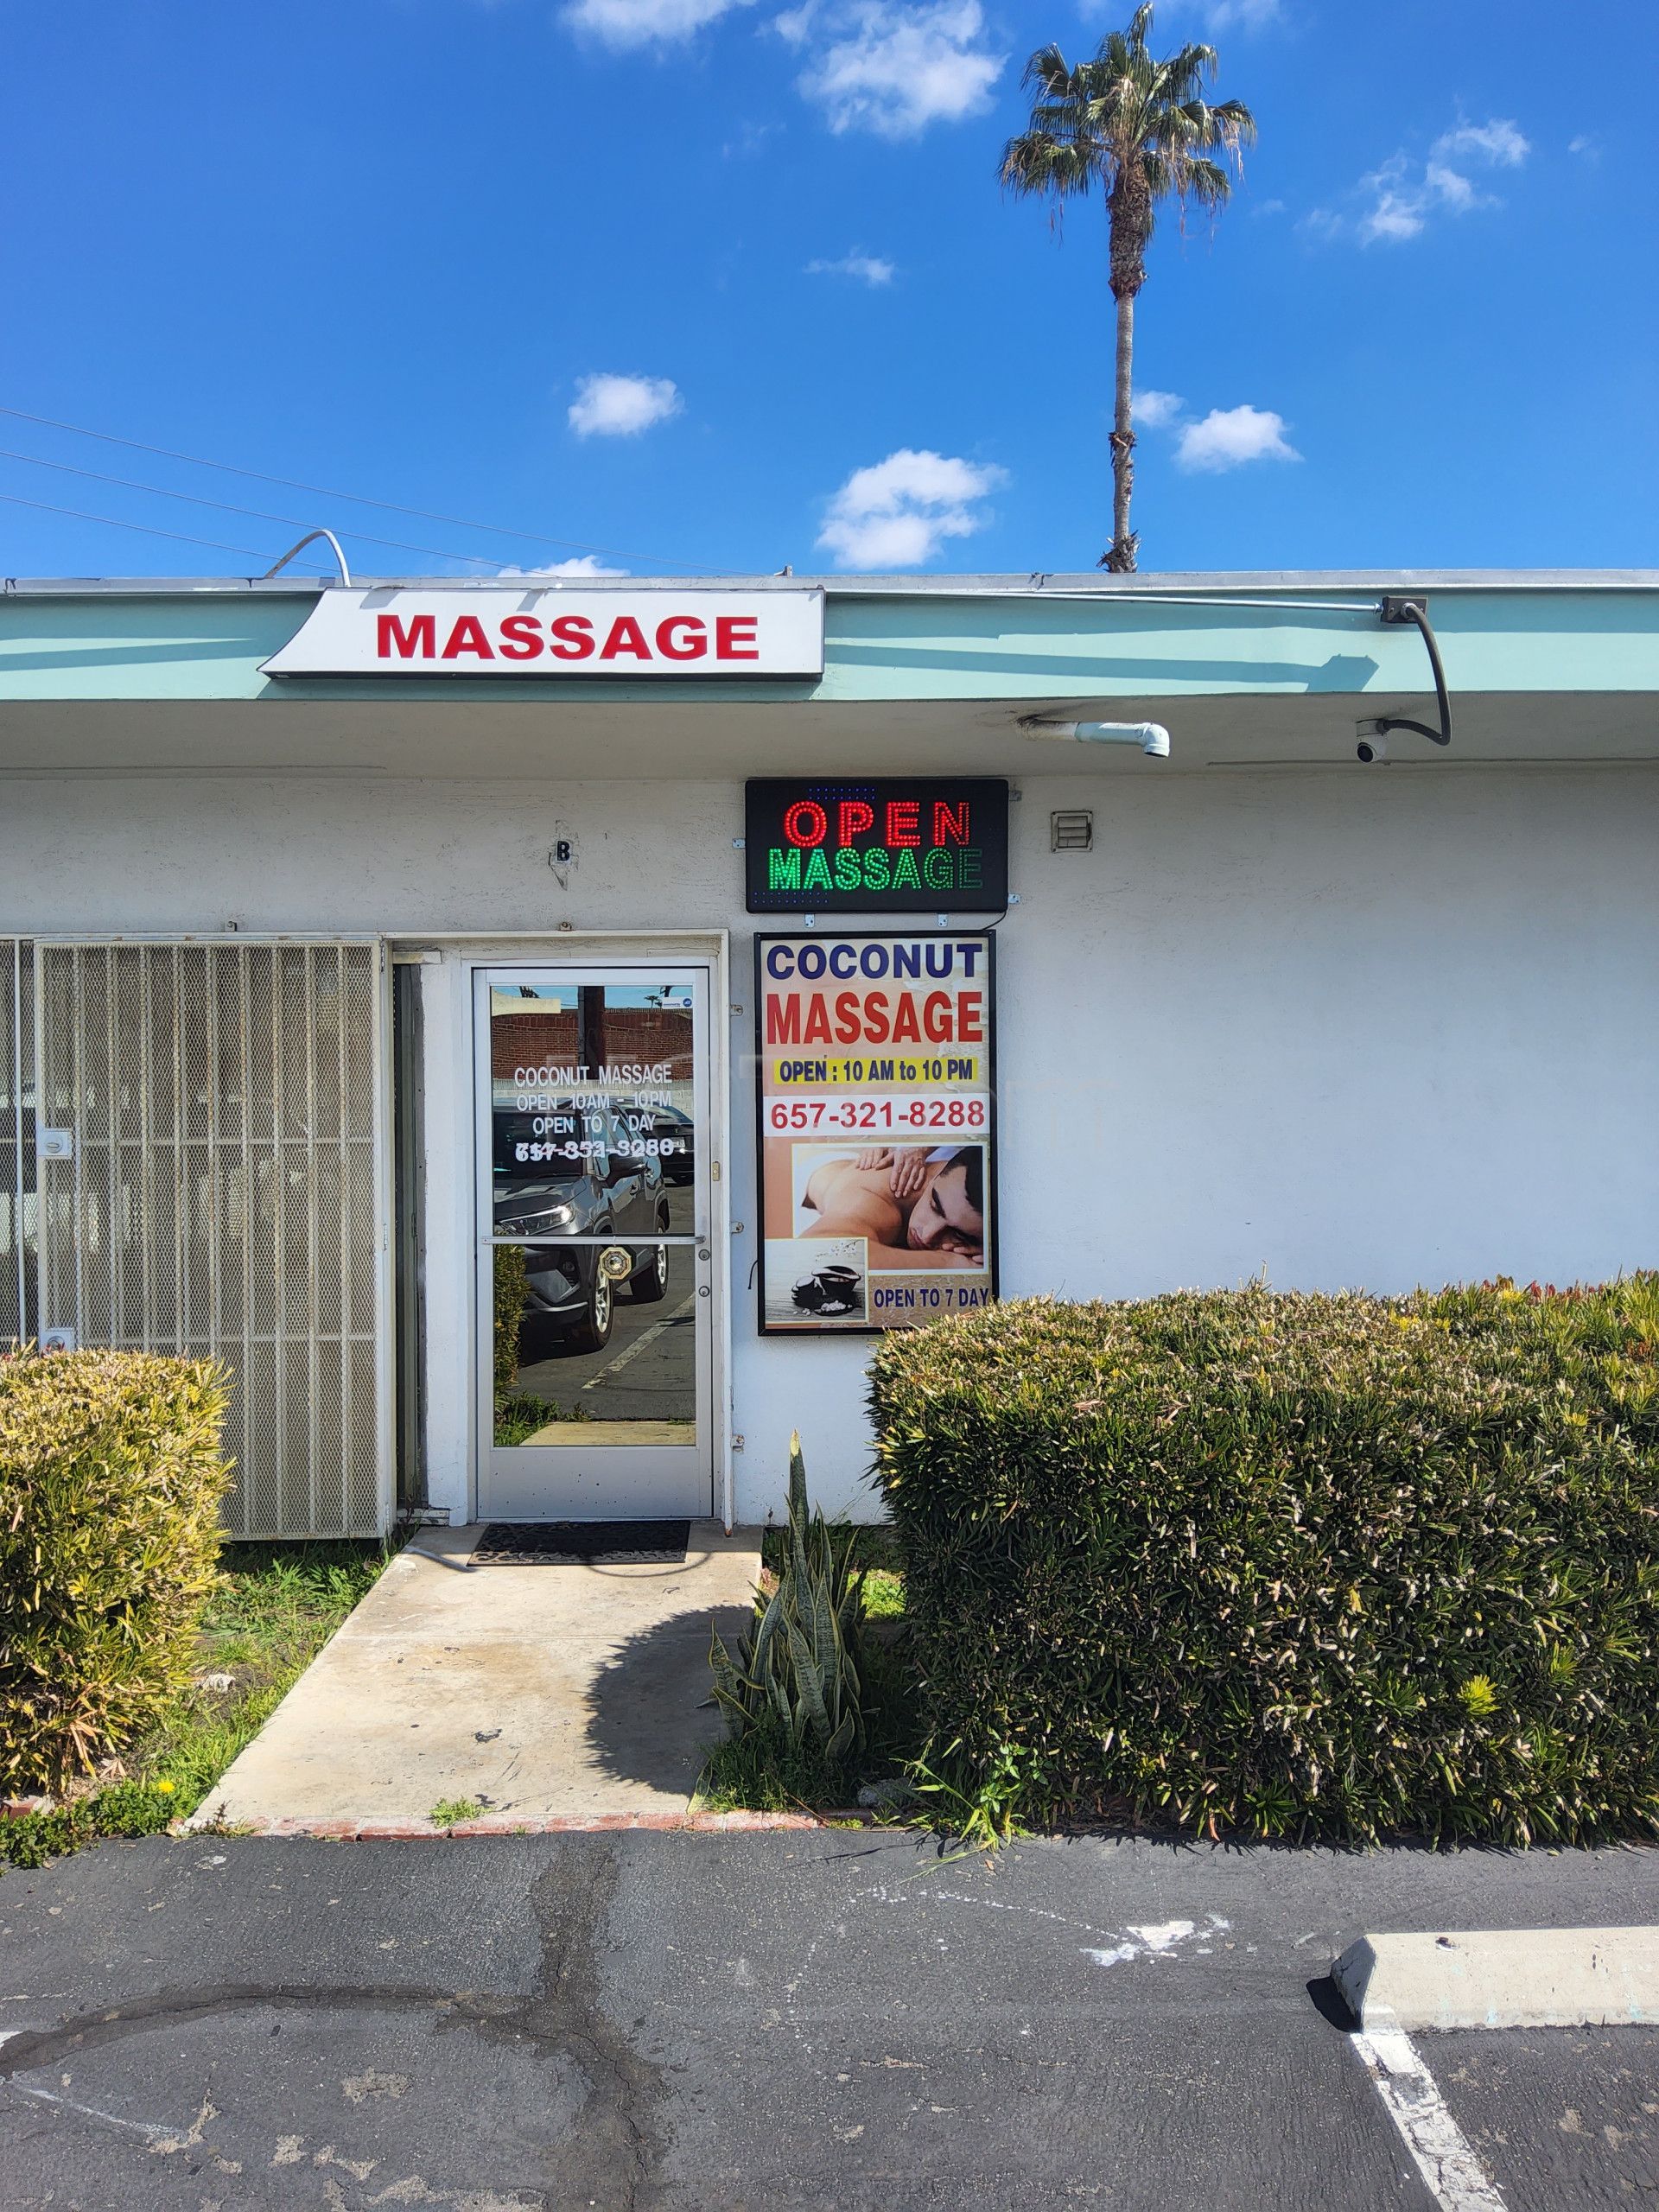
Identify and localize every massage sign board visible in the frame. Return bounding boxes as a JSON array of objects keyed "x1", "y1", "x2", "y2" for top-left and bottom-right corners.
[{"x1": 754, "y1": 932, "x2": 997, "y2": 1333}]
